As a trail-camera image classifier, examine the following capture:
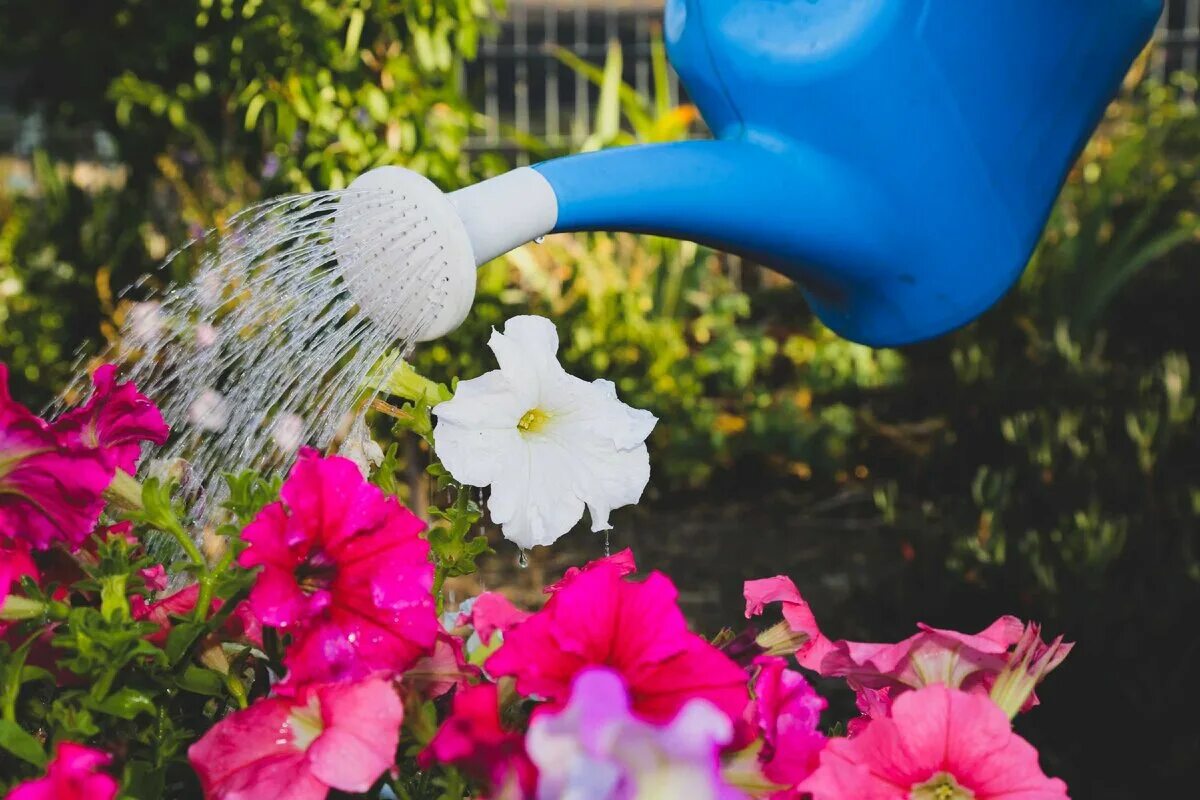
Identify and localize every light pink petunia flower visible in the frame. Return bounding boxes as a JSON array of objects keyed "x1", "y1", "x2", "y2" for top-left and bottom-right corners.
[
  {"x1": 458, "y1": 591, "x2": 531, "y2": 646},
  {"x1": 799, "y1": 685, "x2": 1070, "y2": 800},
  {"x1": 744, "y1": 576, "x2": 1069, "y2": 730},
  {"x1": 6, "y1": 742, "x2": 119, "y2": 800},
  {"x1": 188, "y1": 677, "x2": 403, "y2": 800},
  {"x1": 237, "y1": 449, "x2": 437, "y2": 685}
]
